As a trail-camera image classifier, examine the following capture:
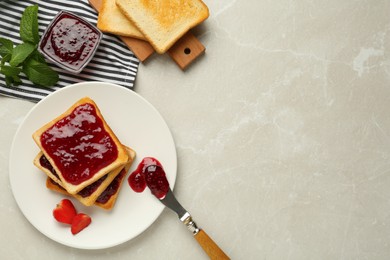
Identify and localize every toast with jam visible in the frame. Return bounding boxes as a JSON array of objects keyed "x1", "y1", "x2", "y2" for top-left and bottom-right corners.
[
  {"x1": 32, "y1": 97, "x2": 129, "y2": 195},
  {"x1": 34, "y1": 147, "x2": 135, "y2": 209},
  {"x1": 43, "y1": 148, "x2": 136, "y2": 210}
]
